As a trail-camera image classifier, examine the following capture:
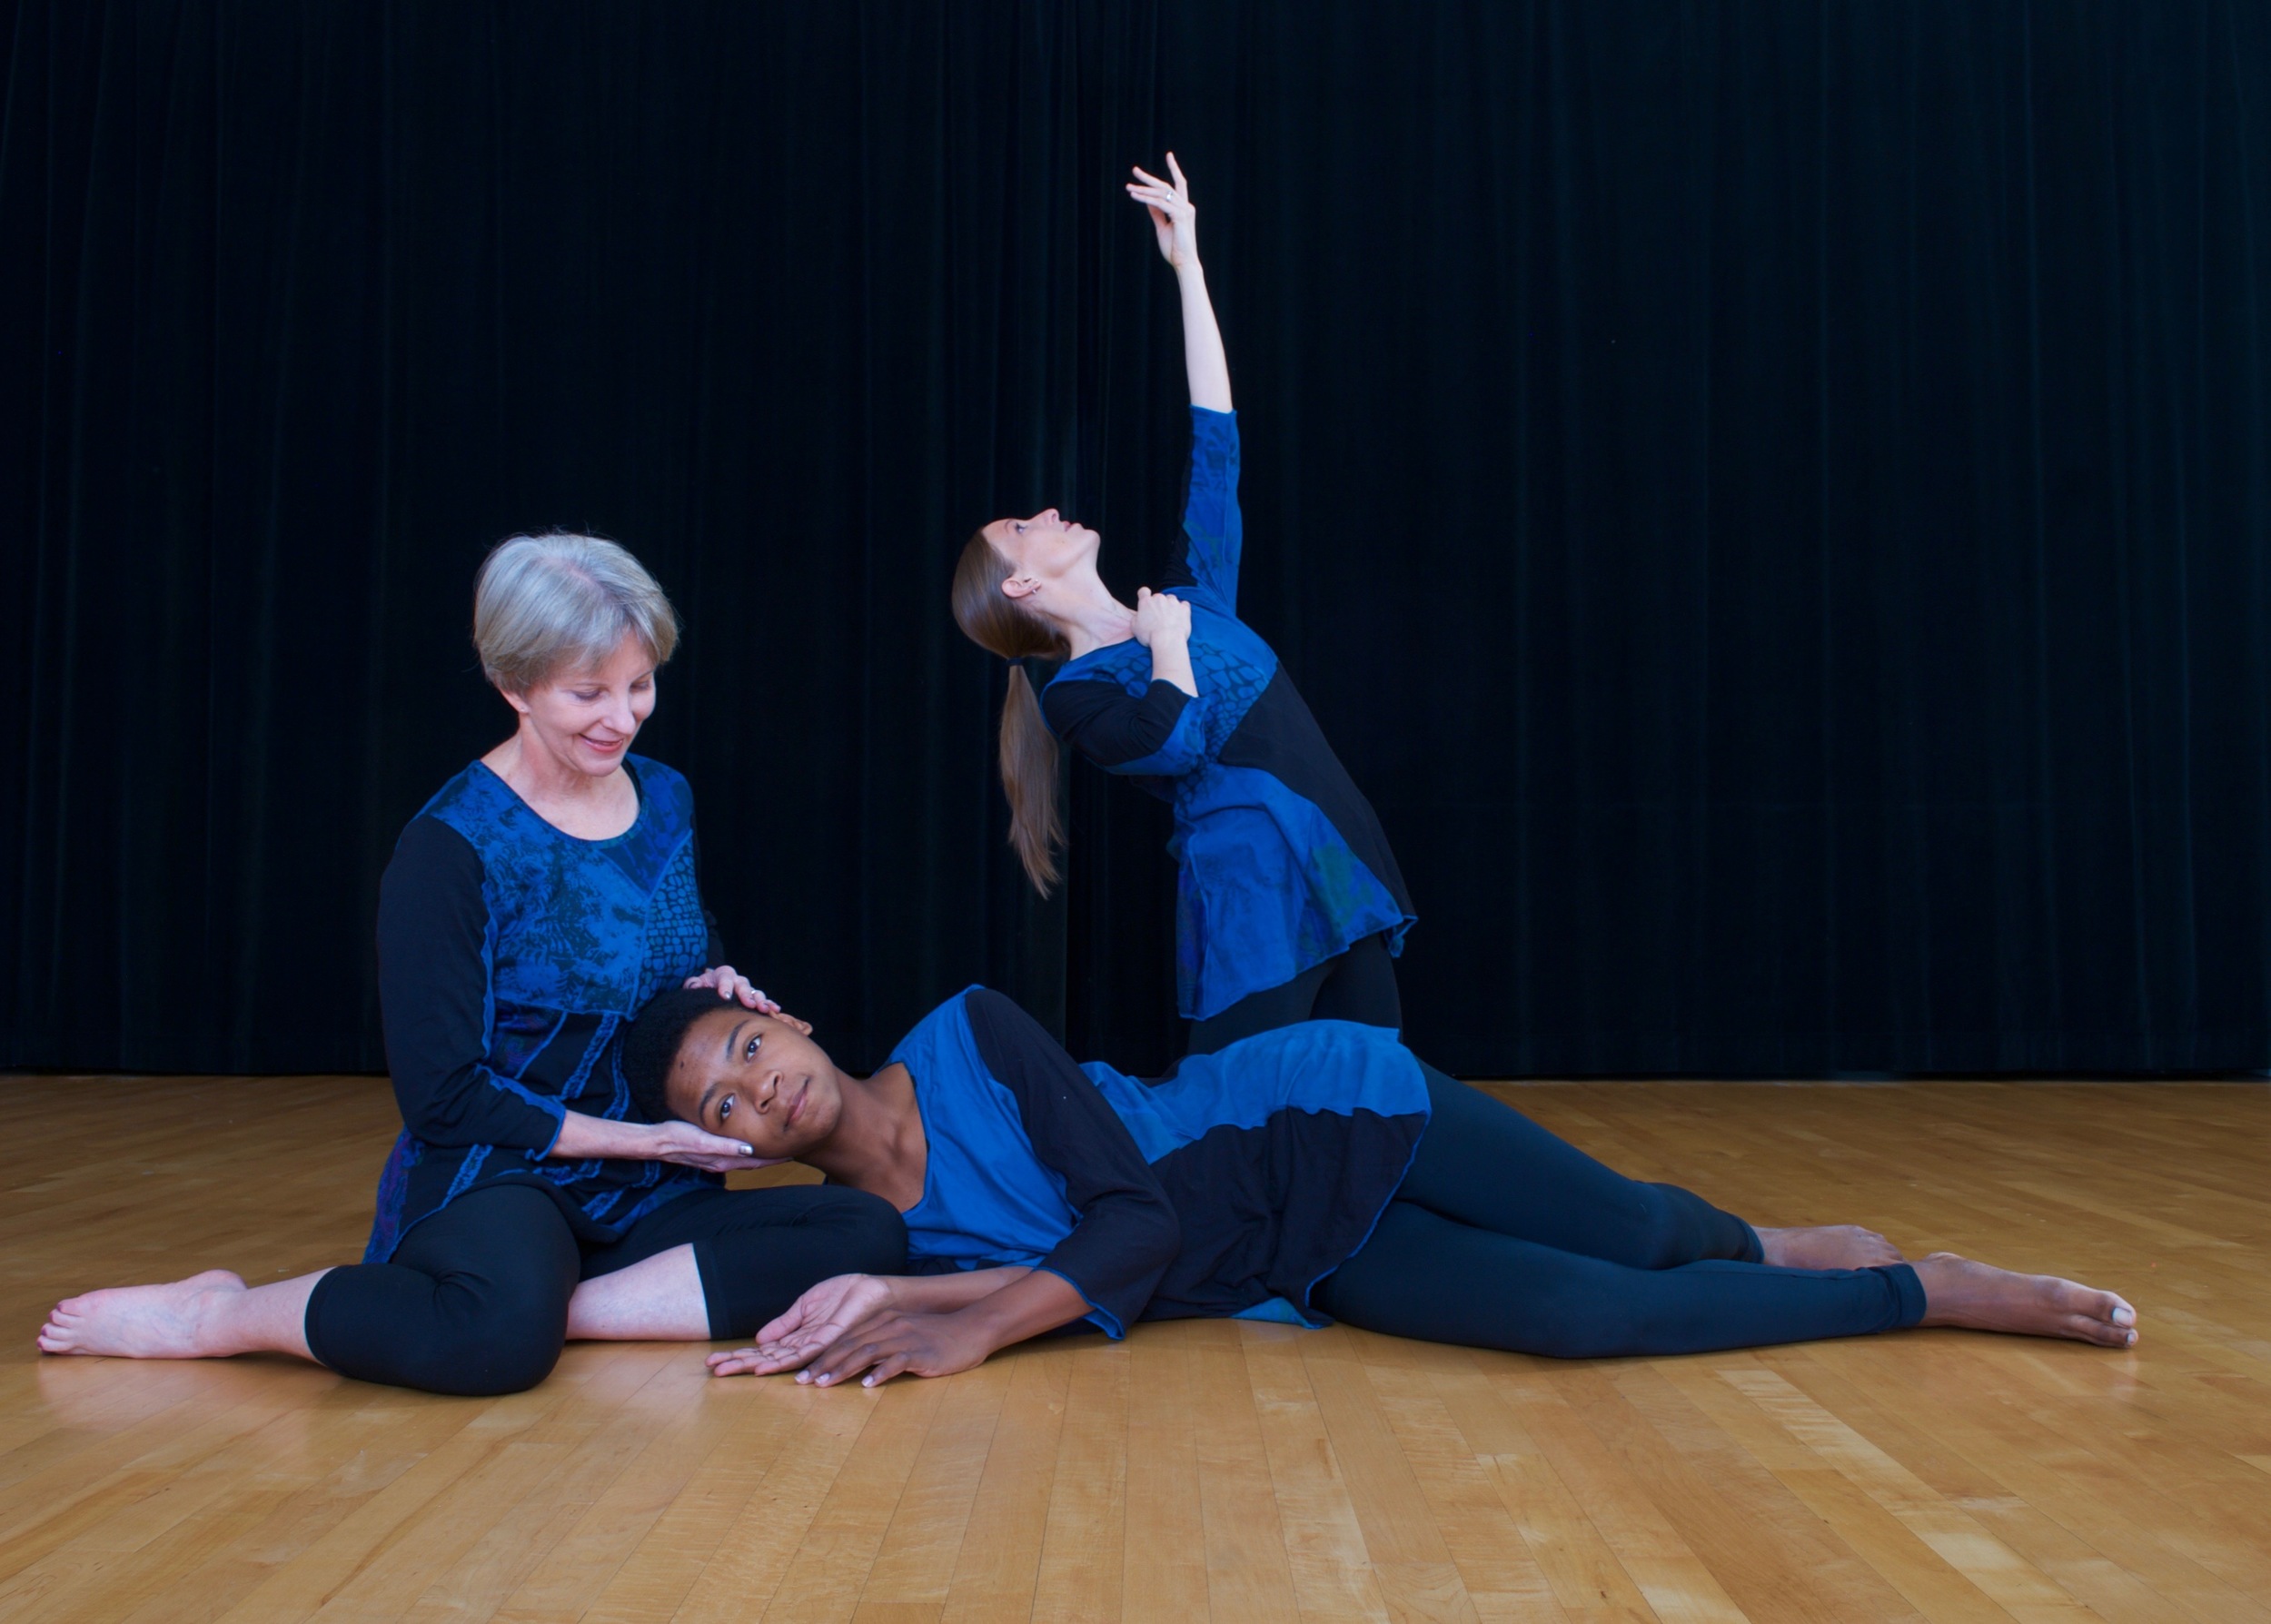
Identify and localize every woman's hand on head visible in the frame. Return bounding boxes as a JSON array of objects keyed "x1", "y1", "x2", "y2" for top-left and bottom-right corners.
[
  {"x1": 643, "y1": 1118, "x2": 785, "y2": 1173},
  {"x1": 1128, "y1": 153, "x2": 1198, "y2": 270},
  {"x1": 552, "y1": 1108, "x2": 781, "y2": 1169},
  {"x1": 683, "y1": 965, "x2": 781, "y2": 1017},
  {"x1": 682, "y1": 967, "x2": 814, "y2": 1035},
  {"x1": 1131, "y1": 587, "x2": 1191, "y2": 650}
]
